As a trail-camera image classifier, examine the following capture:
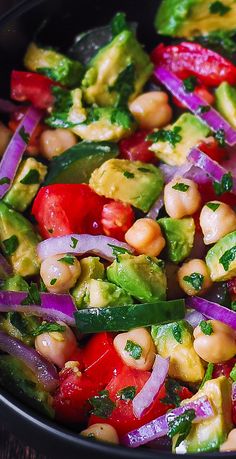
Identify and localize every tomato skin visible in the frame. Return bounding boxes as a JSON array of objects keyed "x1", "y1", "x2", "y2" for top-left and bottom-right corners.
[
  {"x1": 101, "y1": 201, "x2": 135, "y2": 241},
  {"x1": 151, "y1": 42, "x2": 236, "y2": 87},
  {"x1": 213, "y1": 358, "x2": 236, "y2": 379},
  {"x1": 199, "y1": 139, "x2": 227, "y2": 163},
  {"x1": 32, "y1": 184, "x2": 108, "y2": 238},
  {"x1": 197, "y1": 181, "x2": 236, "y2": 208},
  {"x1": 119, "y1": 131, "x2": 155, "y2": 163},
  {"x1": 9, "y1": 107, "x2": 46, "y2": 155},
  {"x1": 11, "y1": 70, "x2": 58, "y2": 109}
]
